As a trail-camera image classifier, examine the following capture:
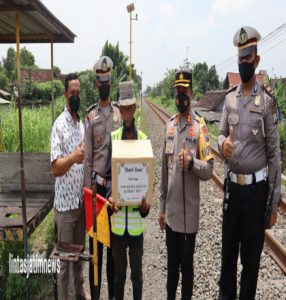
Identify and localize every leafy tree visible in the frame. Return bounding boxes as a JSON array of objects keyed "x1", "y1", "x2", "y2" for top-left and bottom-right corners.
[
  {"x1": 275, "y1": 81, "x2": 286, "y2": 117},
  {"x1": 193, "y1": 62, "x2": 209, "y2": 96},
  {"x1": 144, "y1": 85, "x2": 152, "y2": 95},
  {"x1": 20, "y1": 47, "x2": 35, "y2": 68},
  {"x1": 110, "y1": 66, "x2": 126, "y2": 101},
  {"x1": 101, "y1": 41, "x2": 141, "y2": 94},
  {"x1": 79, "y1": 70, "x2": 97, "y2": 112},
  {"x1": 192, "y1": 62, "x2": 220, "y2": 99},
  {"x1": 53, "y1": 66, "x2": 61, "y2": 76},
  {"x1": 207, "y1": 65, "x2": 220, "y2": 90},
  {"x1": 0, "y1": 68, "x2": 10, "y2": 91},
  {"x1": 161, "y1": 69, "x2": 176, "y2": 100},
  {"x1": 101, "y1": 41, "x2": 129, "y2": 81},
  {"x1": 3, "y1": 47, "x2": 16, "y2": 81}
]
